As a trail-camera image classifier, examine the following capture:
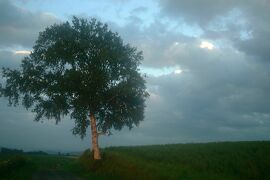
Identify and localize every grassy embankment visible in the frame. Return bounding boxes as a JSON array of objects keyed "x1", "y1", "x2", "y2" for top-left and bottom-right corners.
[{"x1": 1, "y1": 141, "x2": 270, "y2": 179}]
